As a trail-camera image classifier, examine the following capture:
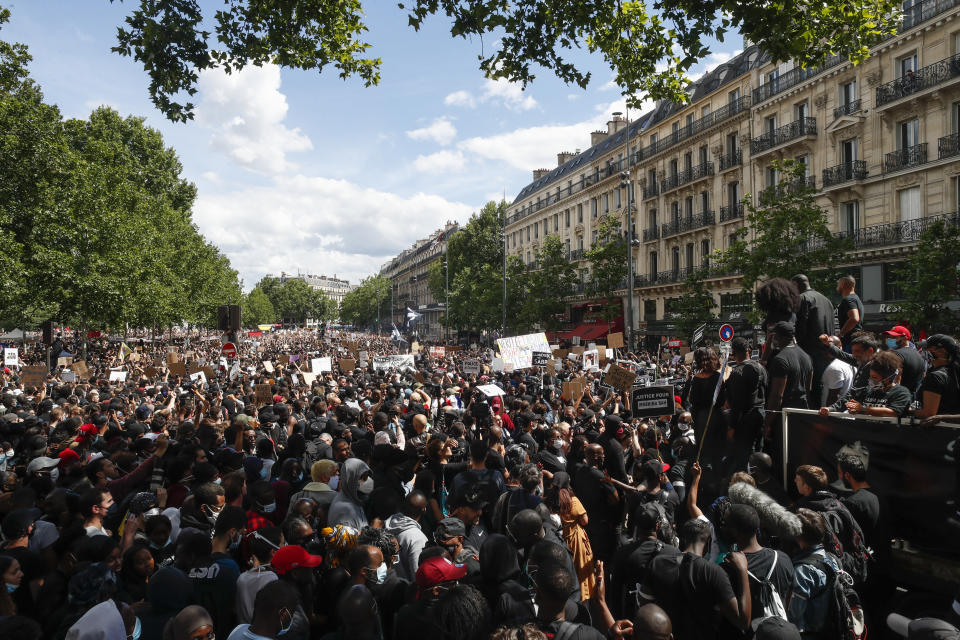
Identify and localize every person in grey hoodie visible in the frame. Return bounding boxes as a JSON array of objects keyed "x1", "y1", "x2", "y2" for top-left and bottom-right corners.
[
  {"x1": 327, "y1": 457, "x2": 372, "y2": 529},
  {"x1": 385, "y1": 490, "x2": 429, "y2": 582}
]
